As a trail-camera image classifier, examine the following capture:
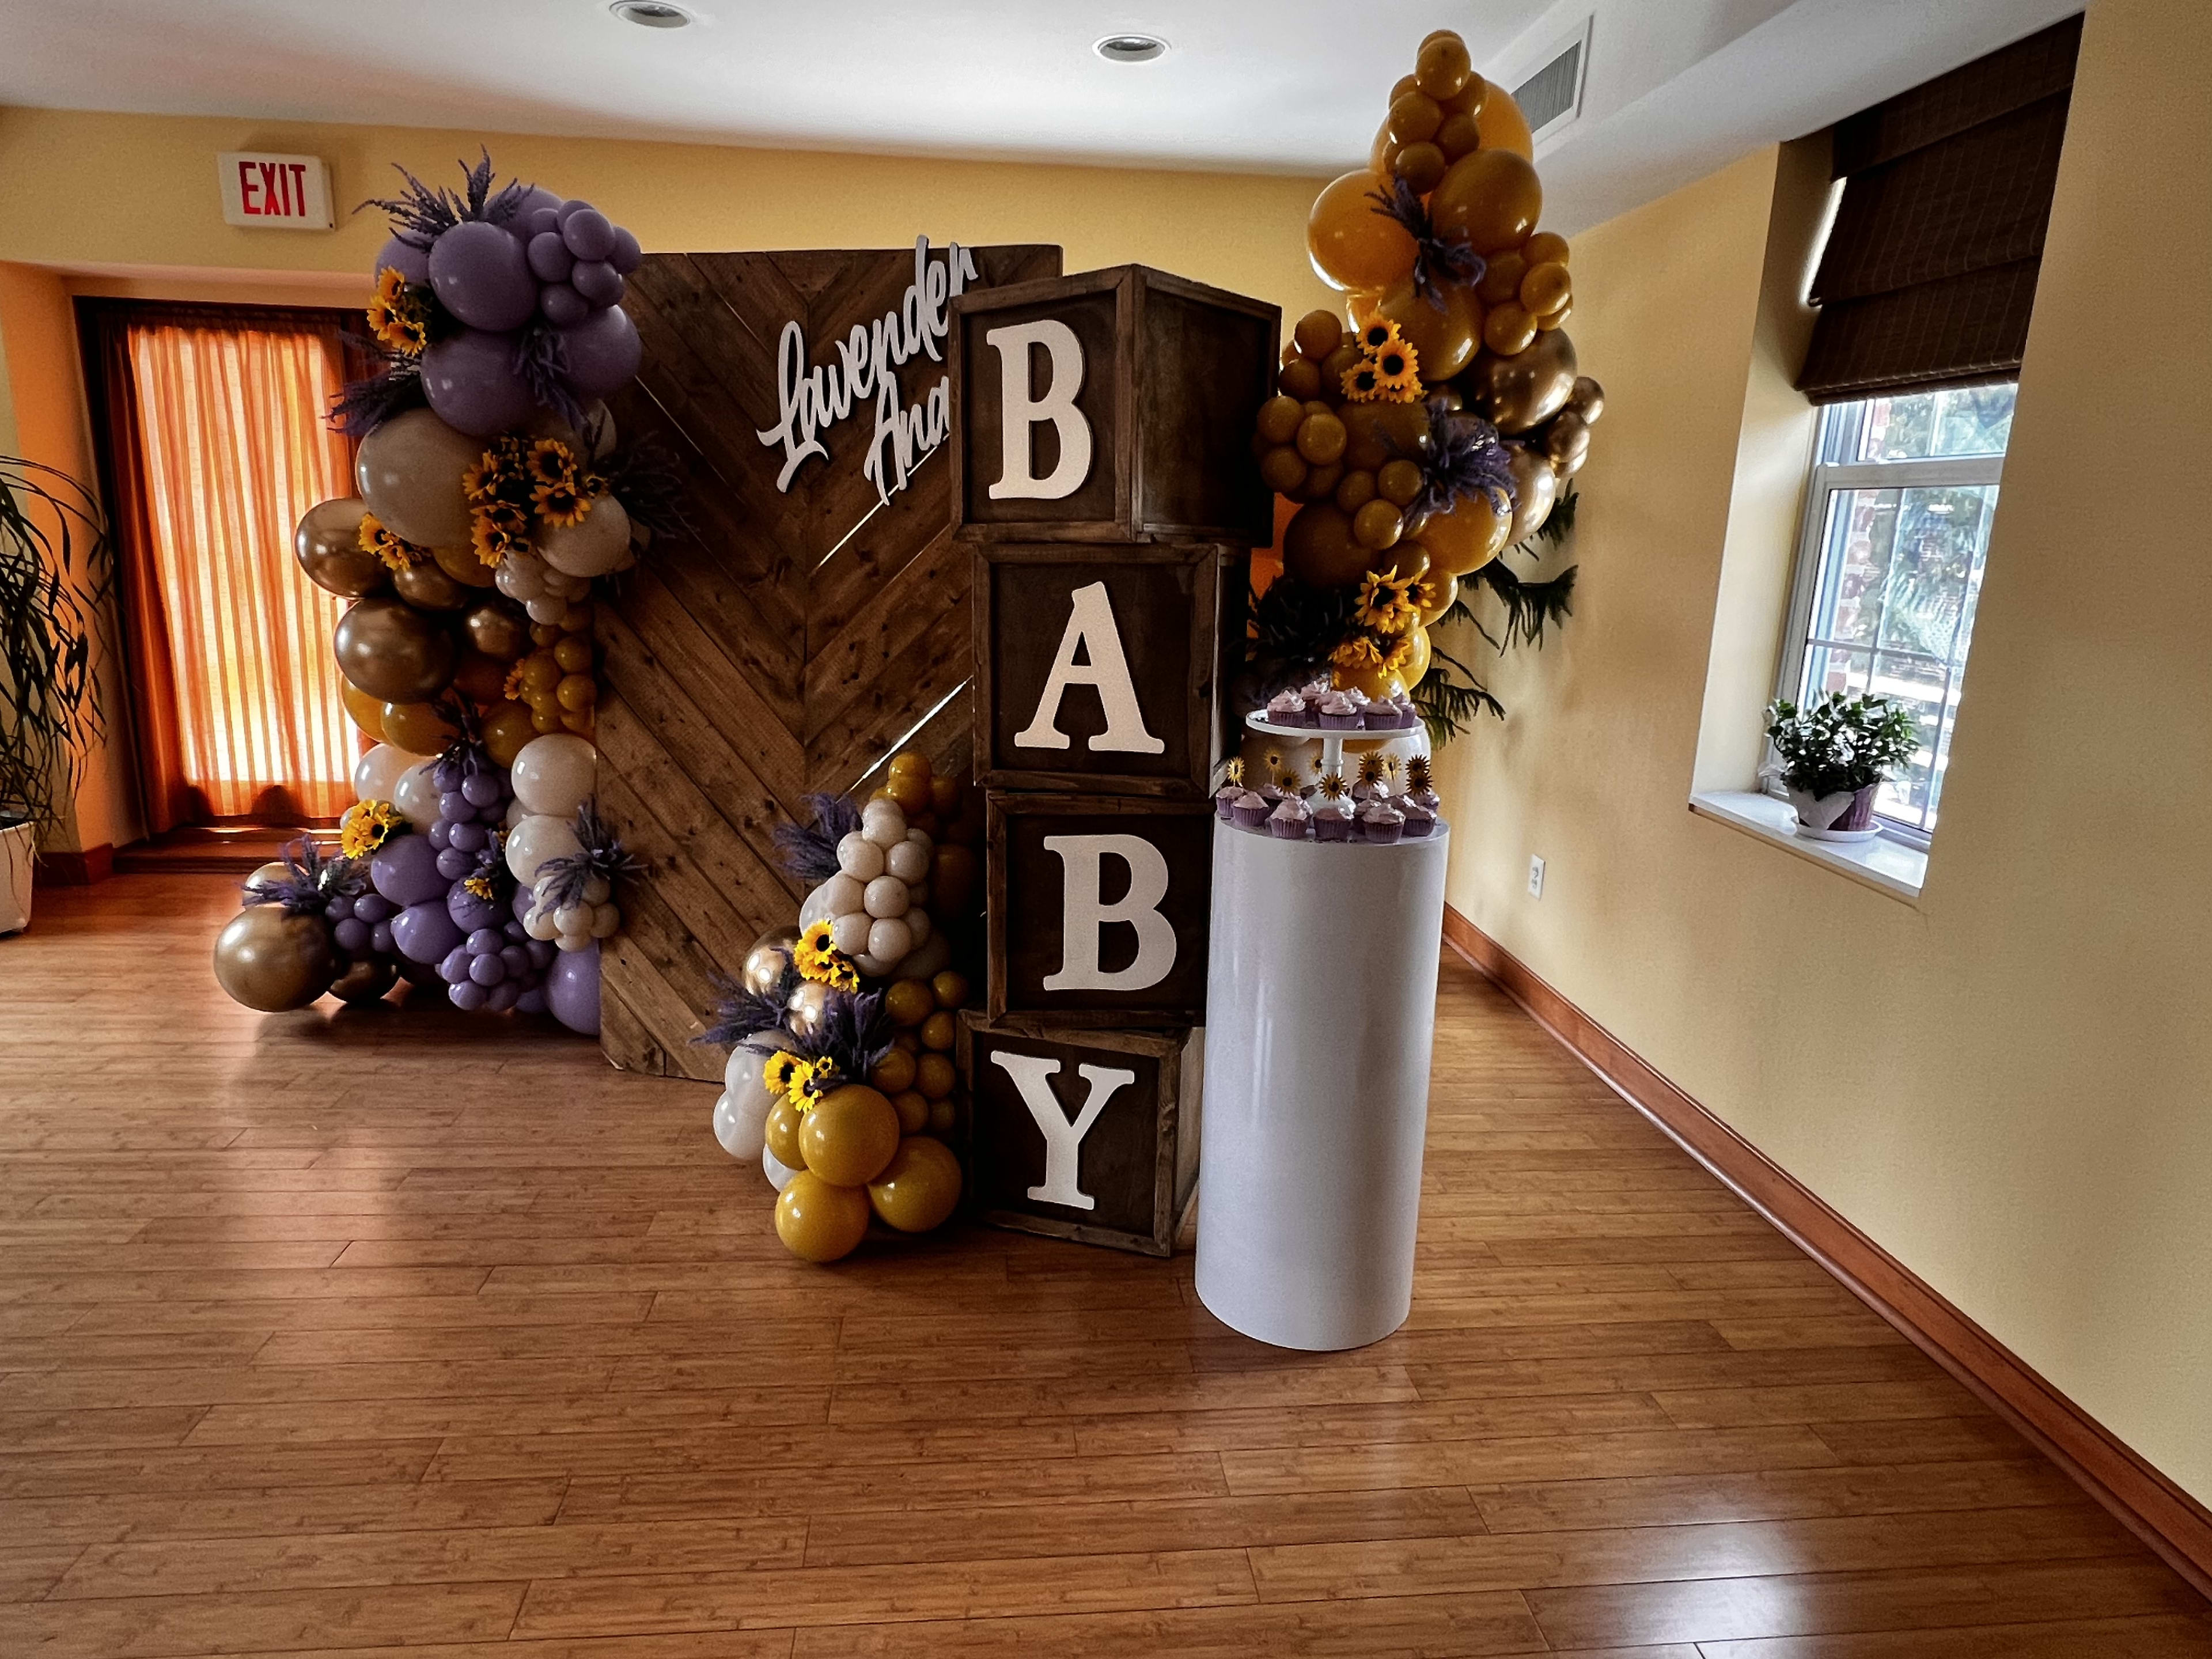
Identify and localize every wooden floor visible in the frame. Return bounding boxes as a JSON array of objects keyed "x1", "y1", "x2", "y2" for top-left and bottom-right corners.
[{"x1": 2, "y1": 874, "x2": 2206, "y2": 1657}]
